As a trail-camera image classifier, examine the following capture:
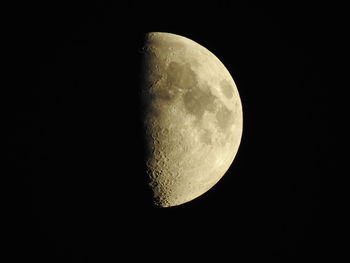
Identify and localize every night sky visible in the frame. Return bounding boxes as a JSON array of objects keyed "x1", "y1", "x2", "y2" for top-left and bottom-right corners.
[{"x1": 10, "y1": 2, "x2": 329, "y2": 262}]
